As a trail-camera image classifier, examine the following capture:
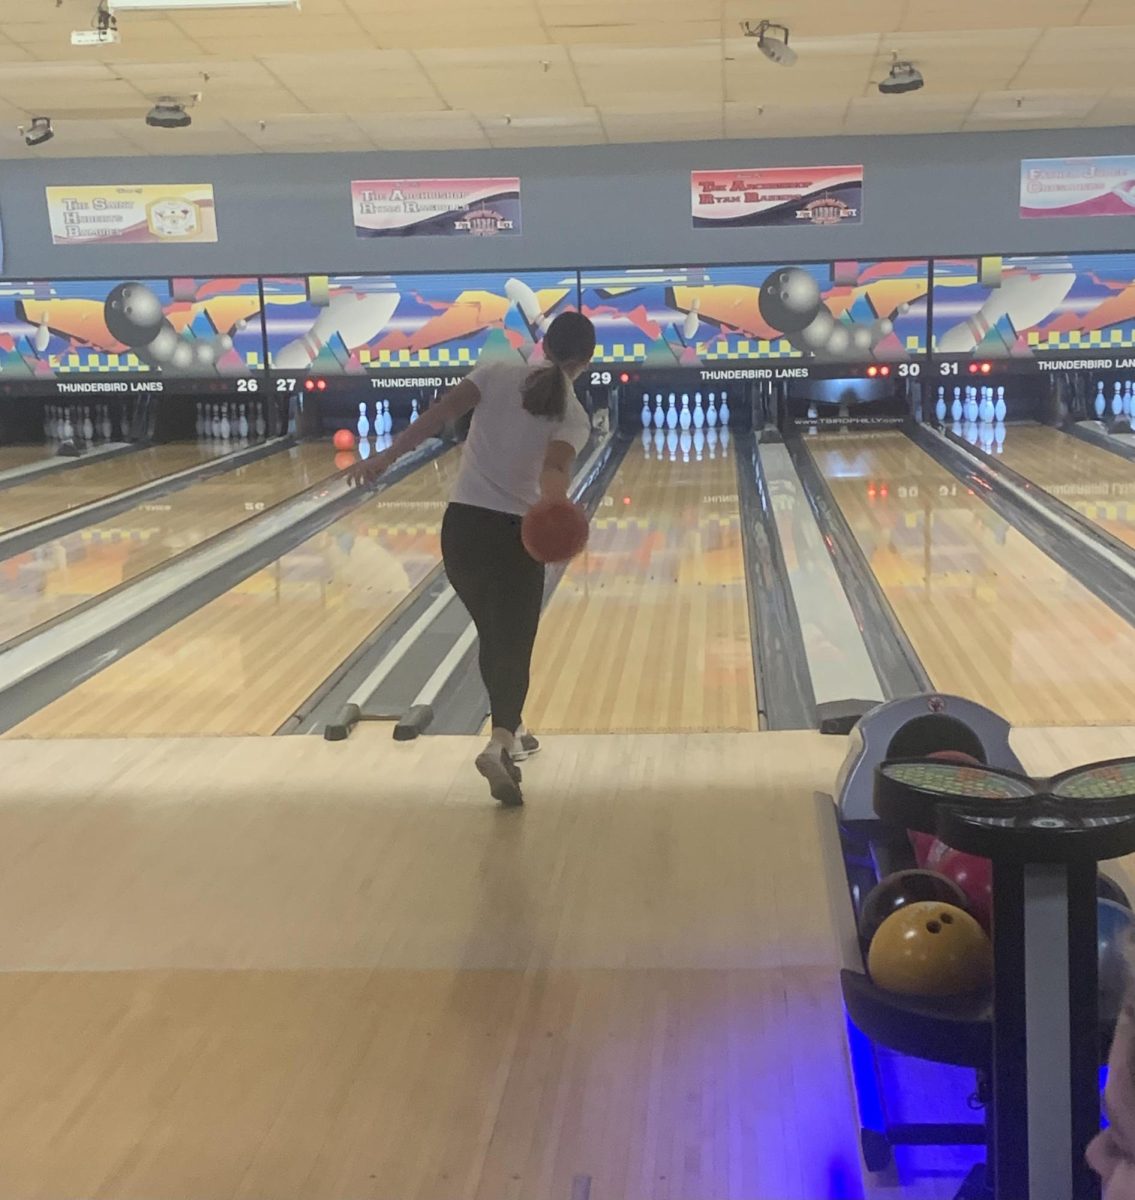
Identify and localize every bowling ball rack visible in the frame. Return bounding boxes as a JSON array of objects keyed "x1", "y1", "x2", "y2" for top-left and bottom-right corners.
[
  {"x1": 873, "y1": 757, "x2": 1135, "y2": 1200},
  {"x1": 825, "y1": 696, "x2": 1135, "y2": 1200}
]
